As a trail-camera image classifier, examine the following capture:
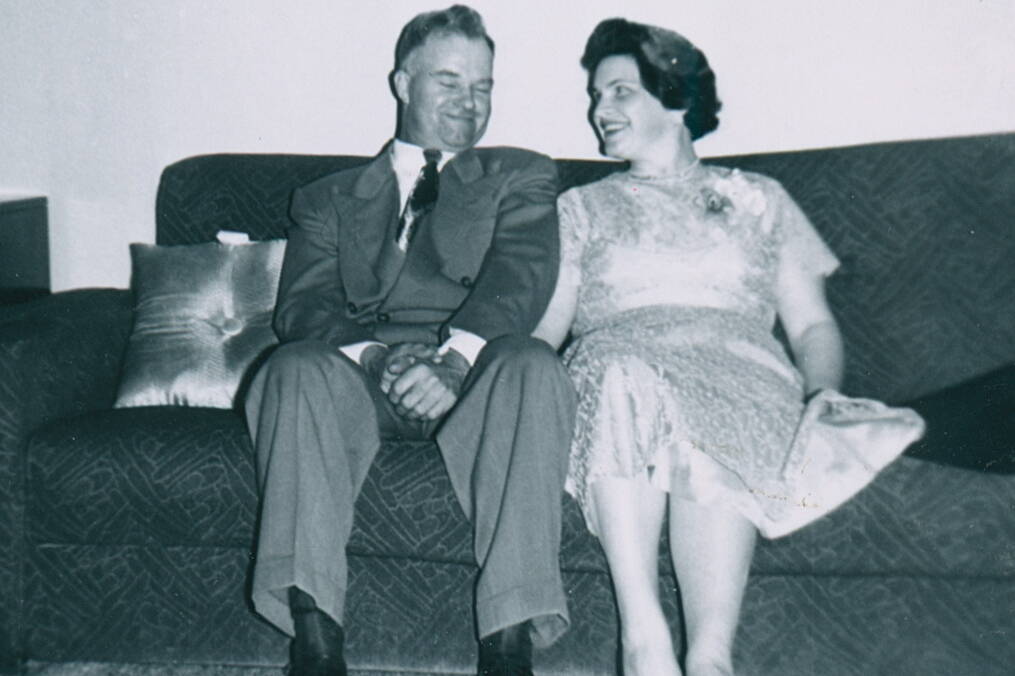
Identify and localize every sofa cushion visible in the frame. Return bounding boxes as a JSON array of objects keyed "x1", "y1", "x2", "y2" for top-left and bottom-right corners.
[
  {"x1": 27, "y1": 407, "x2": 258, "y2": 548},
  {"x1": 752, "y1": 456, "x2": 1015, "y2": 578},
  {"x1": 24, "y1": 543, "x2": 1014, "y2": 675},
  {"x1": 27, "y1": 408, "x2": 1015, "y2": 578},
  {"x1": 115, "y1": 238, "x2": 284, "y2": 409},
  {"x1": 25, "y1": 407, "x2": 477, "y2": 557}
]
